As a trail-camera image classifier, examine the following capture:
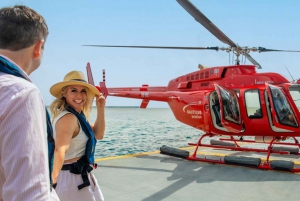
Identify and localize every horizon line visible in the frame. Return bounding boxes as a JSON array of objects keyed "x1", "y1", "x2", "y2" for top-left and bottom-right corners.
[{"x1": 45, "y1": 106, "x2": 169, "y2": 109}]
